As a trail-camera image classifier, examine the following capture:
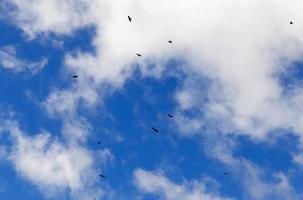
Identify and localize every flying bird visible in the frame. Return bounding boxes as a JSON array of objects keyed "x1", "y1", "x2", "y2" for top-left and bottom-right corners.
[
  {"x1": 152, "y1": 127, "x2": 159, "y2": 133},
  {"x1": 290, "y1": 21, "x2": 294, "y2": 25},
  {"x1": 99, "y1": 174, "x2": 106, "y2": 178},
  {"x1": 136, "y1": 53, "x2": 142, "y2": 57},
  {"x1": 224, "y1": 172, "x2": 229, "y2": 176},
  {"x1": 97, "y1": 141, "x2": 101, "y2": 144},
  {"x1": 128, "y1": 16, "x2": 132, "y2": 22},
  {"x1": 73, "y1": 75, "x2": 78, "y2": 79},
  {"x1": 168, "y1": 40, "x2": 172, "y2": 43},
  {"x1": 167, "y1": 114, "x2": 174, "y2": 118}
]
